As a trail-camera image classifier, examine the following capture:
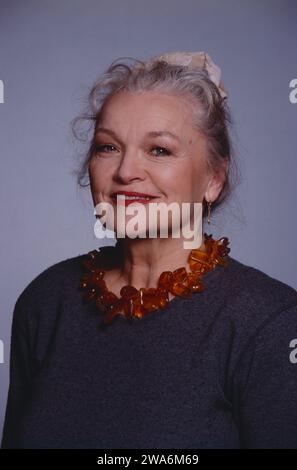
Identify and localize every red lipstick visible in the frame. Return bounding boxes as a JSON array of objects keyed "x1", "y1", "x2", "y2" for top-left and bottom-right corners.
[{"x1": 111, "y1": 191, "x2": 159, "y2": 207}]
